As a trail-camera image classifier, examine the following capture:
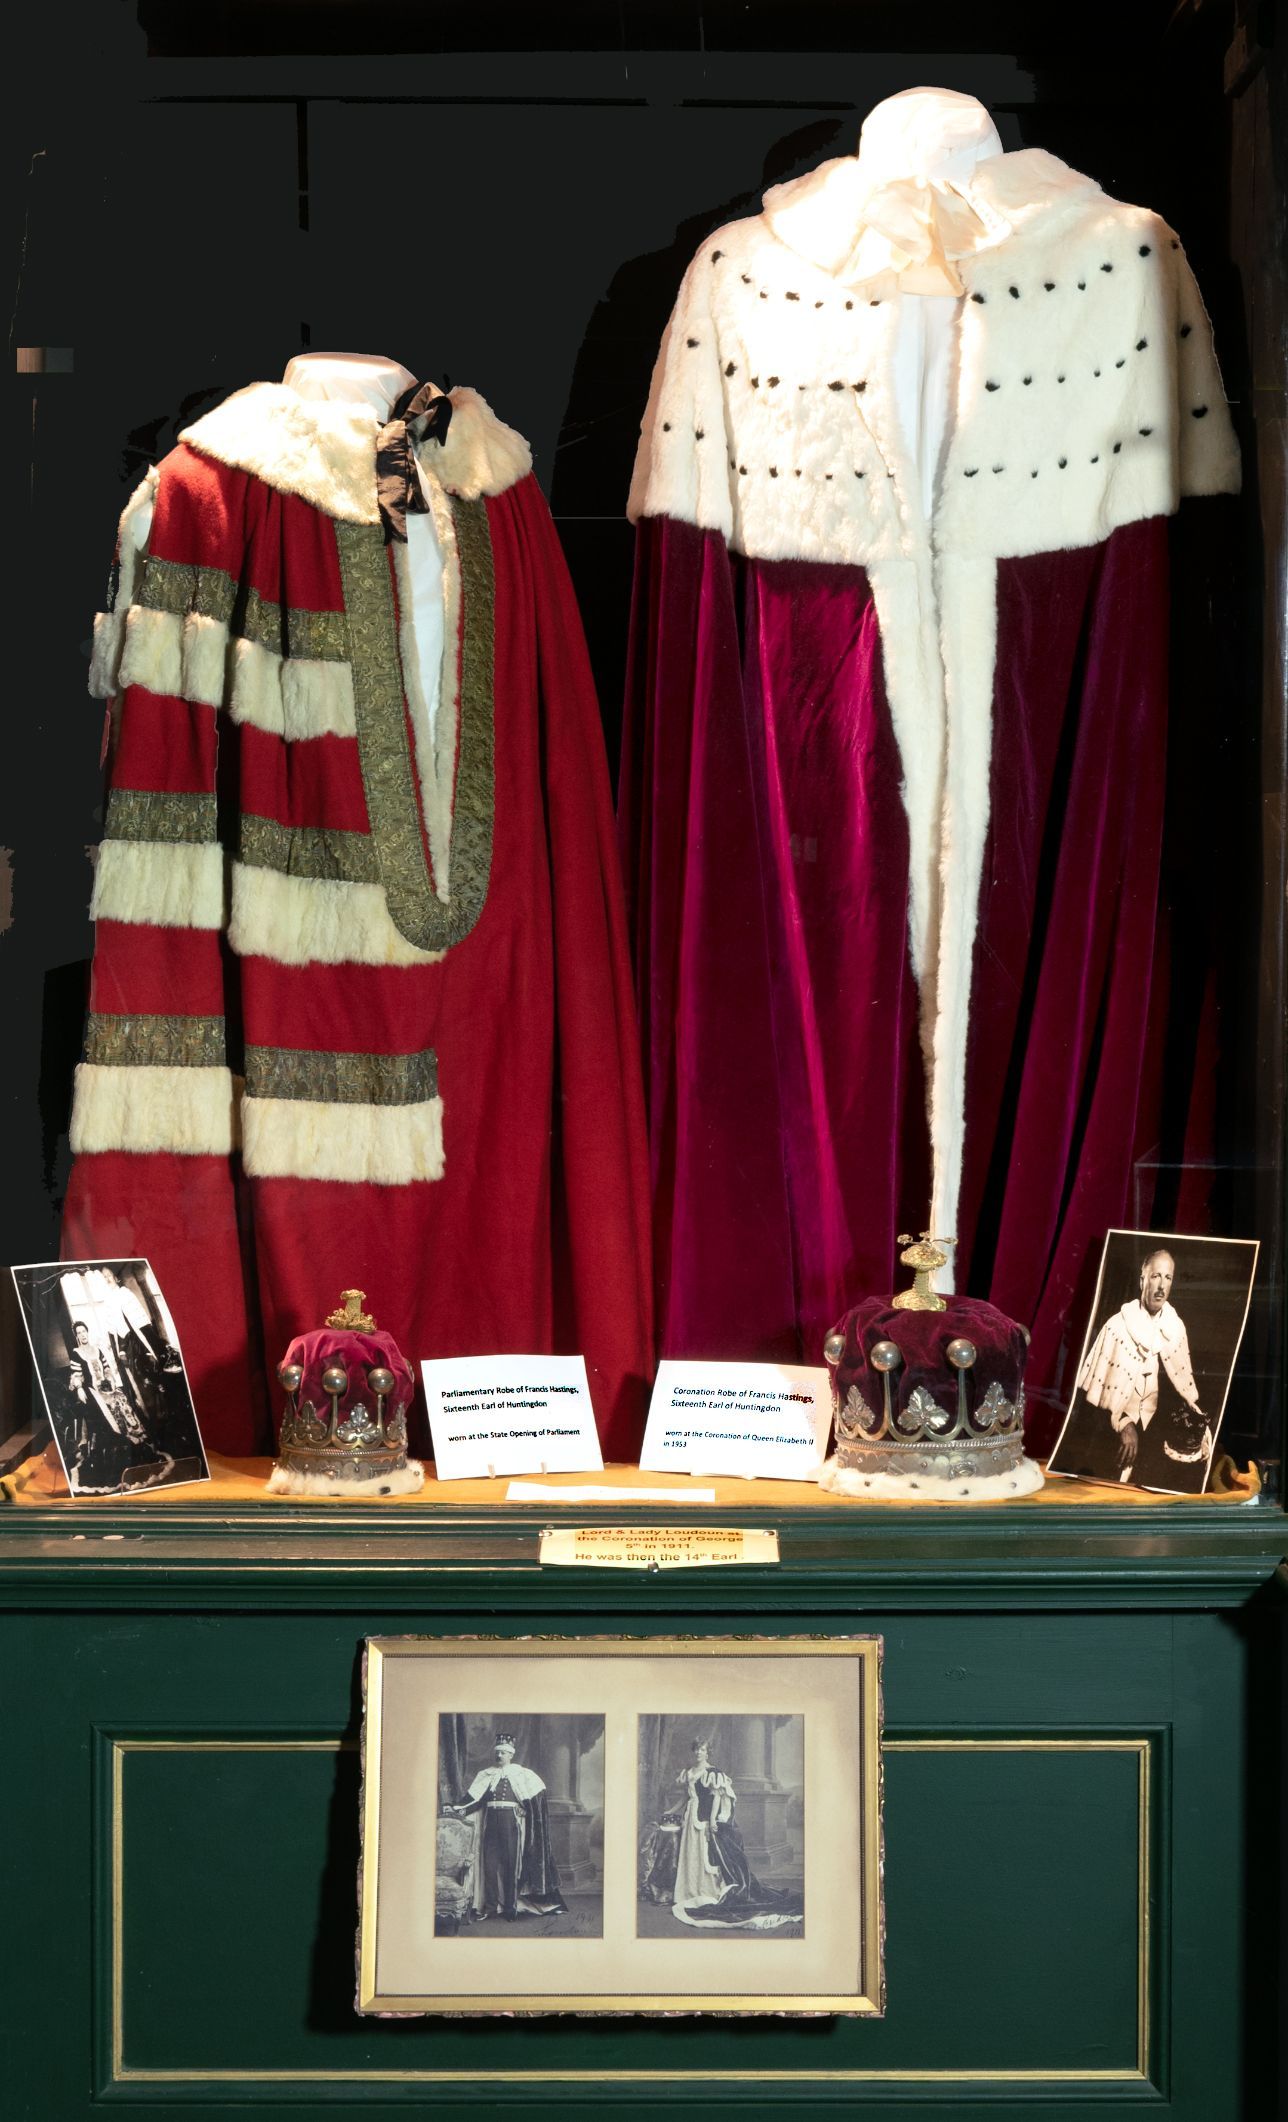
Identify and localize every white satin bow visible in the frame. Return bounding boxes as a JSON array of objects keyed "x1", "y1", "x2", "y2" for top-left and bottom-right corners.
[{"x1": 844, "y1": 175, "x2": 992, "y2": 295}]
